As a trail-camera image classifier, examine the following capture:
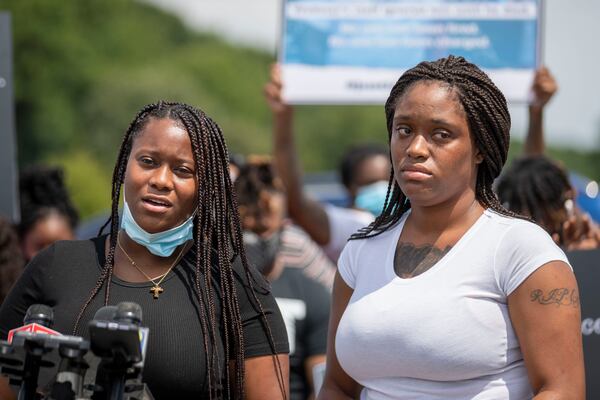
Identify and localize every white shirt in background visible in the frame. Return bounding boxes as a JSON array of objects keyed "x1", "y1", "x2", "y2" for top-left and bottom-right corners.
[{"x1": 323, "y1": 203, "x2": 374, "y2": 262}]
